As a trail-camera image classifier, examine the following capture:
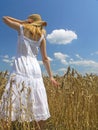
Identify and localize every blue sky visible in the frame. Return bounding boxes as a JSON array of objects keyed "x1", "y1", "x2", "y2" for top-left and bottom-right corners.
[{"x1": 0, "y1": 0, "x2": 98, "y2": 75}]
